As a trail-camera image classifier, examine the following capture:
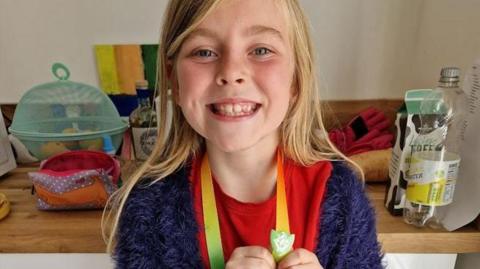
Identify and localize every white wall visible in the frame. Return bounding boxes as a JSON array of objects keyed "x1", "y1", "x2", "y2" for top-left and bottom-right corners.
[
  {"x1": 304, "y1": 0, "x2": 480, "y2": 99},
  {"x1": 304, "y1": 0, "x2": 424, "y2": 99},
  {"x1": 1, "y1": 0, "x2": 479, "y2": 103},
  {"x1": 0, "y1": 0, "x2": 167, "y2": 104},
  {"x1": 410, "y1": 0, "x2": 480, "y2": 89}
]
